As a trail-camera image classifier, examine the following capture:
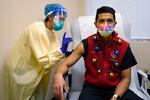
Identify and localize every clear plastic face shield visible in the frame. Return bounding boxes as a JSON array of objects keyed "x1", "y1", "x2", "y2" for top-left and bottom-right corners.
[
  {"x1": 48, "y1": 8, "x2": 67, "y2": 31},
  {"x1": 47, "y1": 8, "x2": 72, "y2": 50}
]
